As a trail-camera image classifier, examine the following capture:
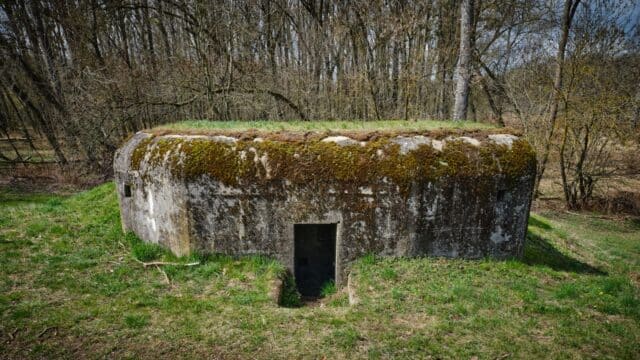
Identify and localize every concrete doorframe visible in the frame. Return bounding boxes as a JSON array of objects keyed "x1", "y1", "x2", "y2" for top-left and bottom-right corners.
[{"x1": 285, "y1": 211, "x2": 343, "y2": 286}]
